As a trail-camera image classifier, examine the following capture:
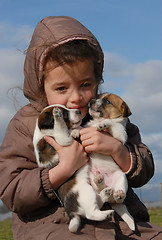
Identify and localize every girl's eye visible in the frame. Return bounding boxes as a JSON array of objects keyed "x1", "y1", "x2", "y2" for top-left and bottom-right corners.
[
  {"x1": 56, "y1": 86, "x2": 67, "y2": 92},
  {"x1": 81, "y1": 82, "x2": 91, "y2": 88}
]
